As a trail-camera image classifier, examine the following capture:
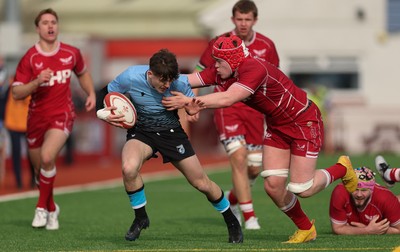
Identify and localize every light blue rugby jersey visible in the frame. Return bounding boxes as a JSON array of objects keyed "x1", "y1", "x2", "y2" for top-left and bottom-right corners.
[{"x1": 107, "y1": 65, "x2": 194, "y2": 132}]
